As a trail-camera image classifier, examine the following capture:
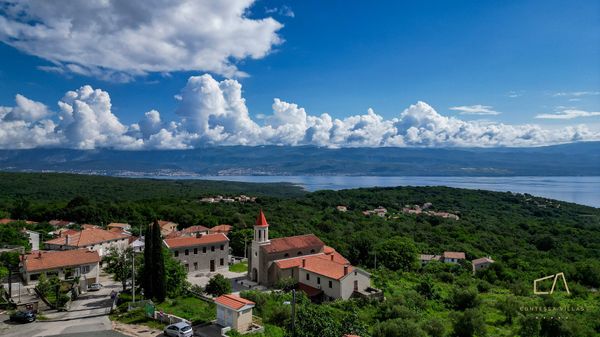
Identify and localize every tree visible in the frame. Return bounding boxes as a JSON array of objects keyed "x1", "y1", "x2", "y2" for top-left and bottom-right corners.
[
  {"x1": 274, "y1": 277, "x2": 297, "y2": 291},
  {"x1": 449, "y1": 287, "x2": 480, "y2": 311},
  {"x1": 497, "y1": 295, "x2": 520, "y2": 324},
  {"x1": 373, "y1": 318, "x2": 426, "y2": 337},
  {"x1": 294, "y1": 305, "x2": 342, "y2": 337},
  {"x1": 518, "y1": 316, "x2": 540, "y2": 337},
  {"x1": 104, "y1": 246, "x2": 134, "y2": 291},
  {"x1": 205, "y1": 274, "x2": 231, "y2": 297},
  {"x1": 163, "y1": 247, "x2": 187, "y2": 298},
  {"x1": 422, "y1": 317, "x2": 446, "y2": 337},
  {"x1": 451, "y1": 309, "x2": 486, "y2": 337},
  {"x1": 374, "y1": 236, "x2": 418, "y2": 271},
  {"x1": 142, "y1": 220, "x2": 166, "y2": 301},
  {"x1": 416, "y1": 276, "x2": 437, "y2": 300}
]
